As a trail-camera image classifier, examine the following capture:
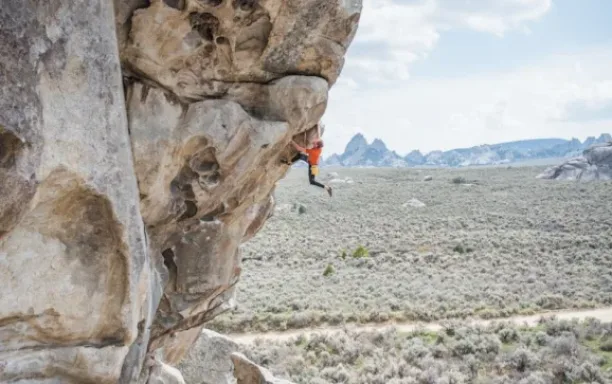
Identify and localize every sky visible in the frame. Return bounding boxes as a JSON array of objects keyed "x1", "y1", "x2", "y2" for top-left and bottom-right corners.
[{"x1": 322, "y1": 0, "x2": 612, "y2": 156}]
